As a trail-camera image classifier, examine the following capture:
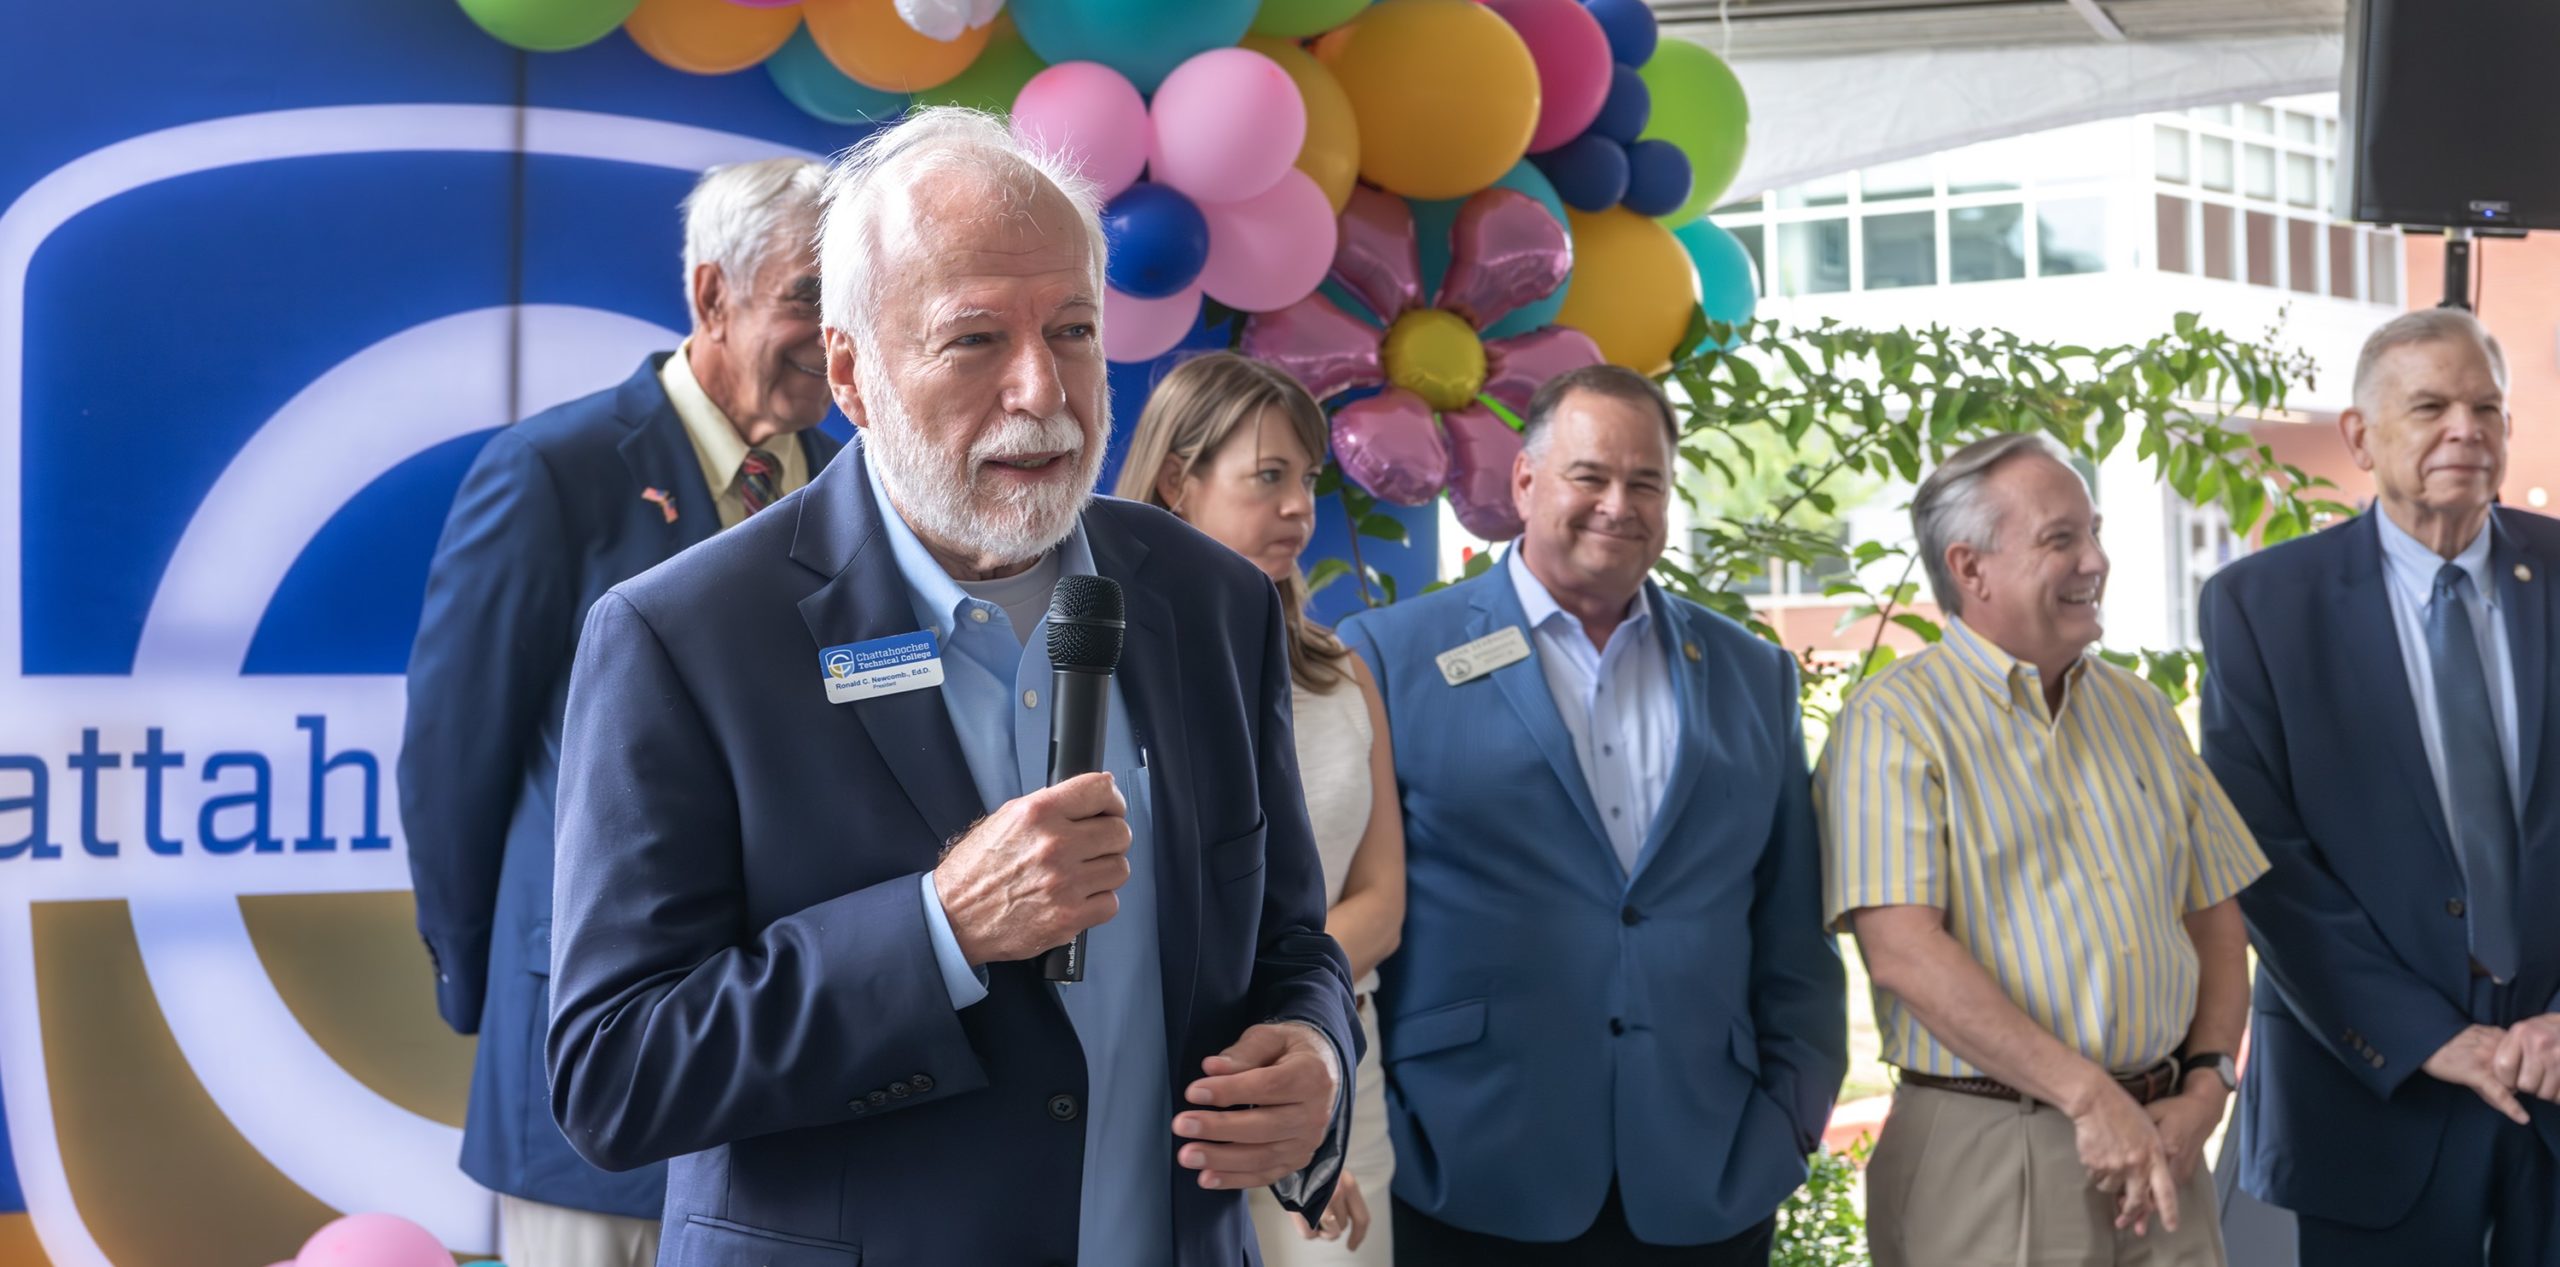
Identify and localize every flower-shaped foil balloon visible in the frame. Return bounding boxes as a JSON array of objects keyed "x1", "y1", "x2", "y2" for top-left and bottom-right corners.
[{"x1": 1244, "y1": 185, "x2": 1603, "y2": 540}]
